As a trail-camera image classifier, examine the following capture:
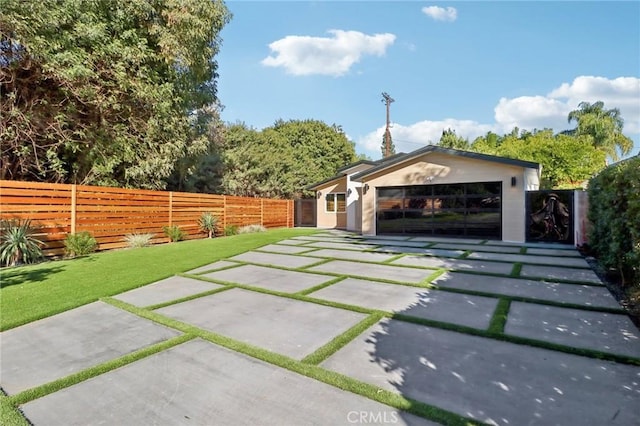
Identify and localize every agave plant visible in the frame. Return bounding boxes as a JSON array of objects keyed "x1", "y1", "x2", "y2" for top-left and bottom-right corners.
[
  {"x1": 197, "y1": 212, "x2": 219, "y2": 238},
  {"x1": 0, "y1": 219, "x2": 44, "y2": 267}
]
